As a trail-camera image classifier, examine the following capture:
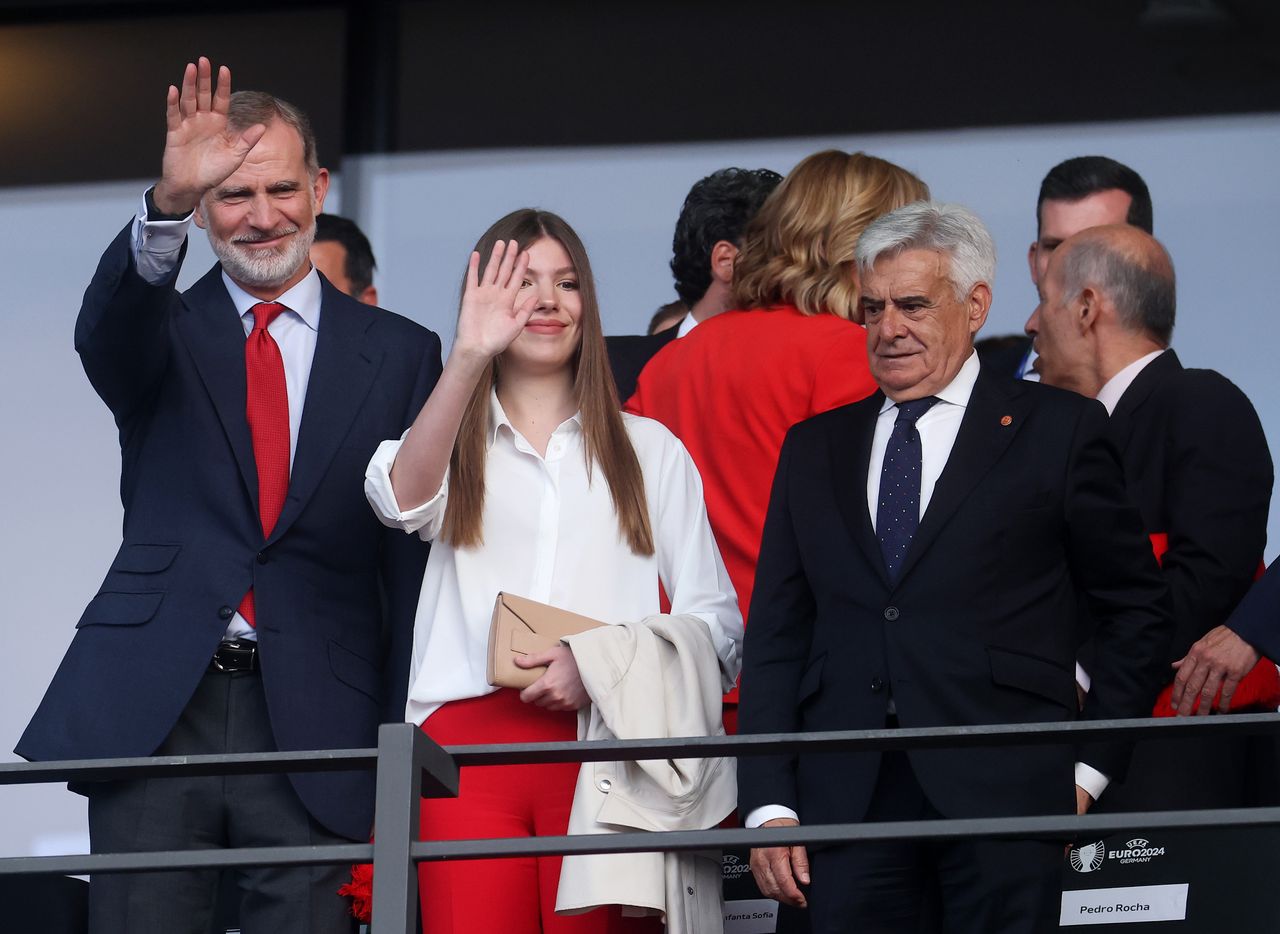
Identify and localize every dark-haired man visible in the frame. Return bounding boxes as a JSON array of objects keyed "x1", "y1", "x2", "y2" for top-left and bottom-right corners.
[
  {"x1": 17, "y1": 59, "x2": 441, "y2": 932},
  {"x1": 607, "y1": 166, "x2": 780, "y2": 401},
  {"x1": 1028, "y1": 155, "x2": 1153, "y2": 289},
  {"x1": 311, "y1": 209, "x2": 378, "y2": 301},
  {"x1": 980, "y1": 155, "x2": 1154, "y2": 380},
  {"x1": 311, "y1": 212, "x2": 379, "y2": 305},
  {"x1": 1028, "y1": 223, "x2": 1273, "y2": 812}
]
